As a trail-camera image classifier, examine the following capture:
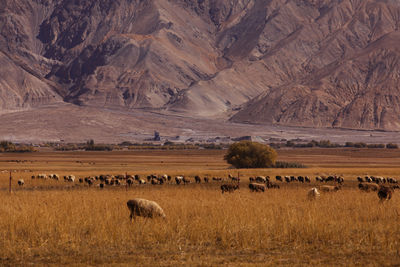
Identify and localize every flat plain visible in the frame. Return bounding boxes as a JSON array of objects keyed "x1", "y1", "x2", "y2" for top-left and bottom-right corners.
[{"x1": 0, "y1": 148, "x2": 399, "y2": 266}]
